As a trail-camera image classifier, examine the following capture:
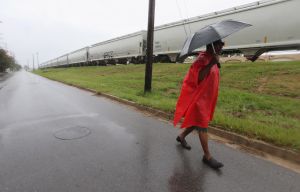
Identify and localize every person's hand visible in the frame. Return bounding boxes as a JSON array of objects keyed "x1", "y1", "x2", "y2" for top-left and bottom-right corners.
[
  {"x1": 198, "y1": 67, "x2": 210, "y2": 82},
  {"x1": 198, "y1": 55, "x2": 220, "y2": 83},
  {"x1": 212, "y1": 54, "x2": 221, "y2": 68},
  {"x1": 211, "y1": 54, "x2": 220, "y2": 64}
]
